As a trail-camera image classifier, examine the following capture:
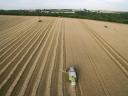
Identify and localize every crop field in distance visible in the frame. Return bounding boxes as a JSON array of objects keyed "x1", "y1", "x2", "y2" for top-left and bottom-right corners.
[{"x1": 0, "y1": 15, "x2": 128, "y2": 96}]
